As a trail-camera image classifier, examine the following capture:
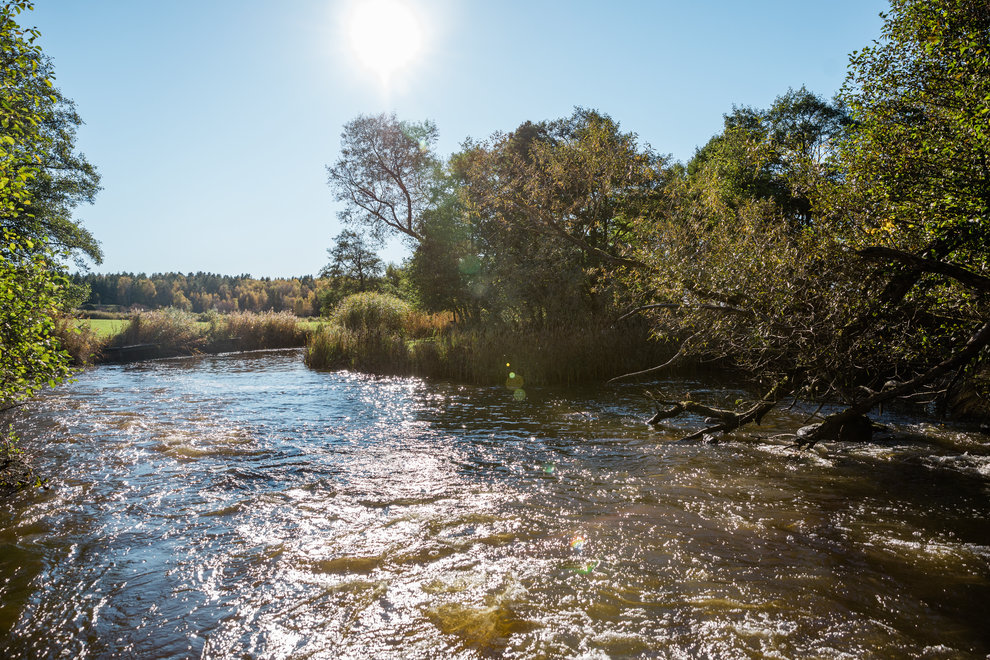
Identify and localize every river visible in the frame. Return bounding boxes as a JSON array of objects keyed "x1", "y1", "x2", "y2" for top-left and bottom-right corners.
[{"x1": 1, "y1": 349, "x2": 988, "y2": 658}]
